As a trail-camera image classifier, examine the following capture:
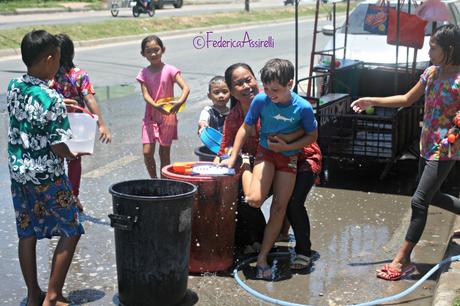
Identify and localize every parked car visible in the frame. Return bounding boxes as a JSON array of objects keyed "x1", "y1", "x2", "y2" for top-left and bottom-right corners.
[
  {"x1": 320, "y1": 0, "x2": 460, "y2": 68},
  {"x1": 152, "y1": 0, "x2": 183, "y2": 9}
]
